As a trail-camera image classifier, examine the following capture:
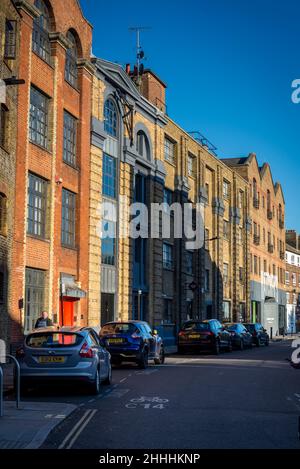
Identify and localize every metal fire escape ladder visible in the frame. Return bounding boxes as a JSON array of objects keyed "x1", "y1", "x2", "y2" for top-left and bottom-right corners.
[{"x1": 113, "y1": 89, "x2": 135, "y2": 147}]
